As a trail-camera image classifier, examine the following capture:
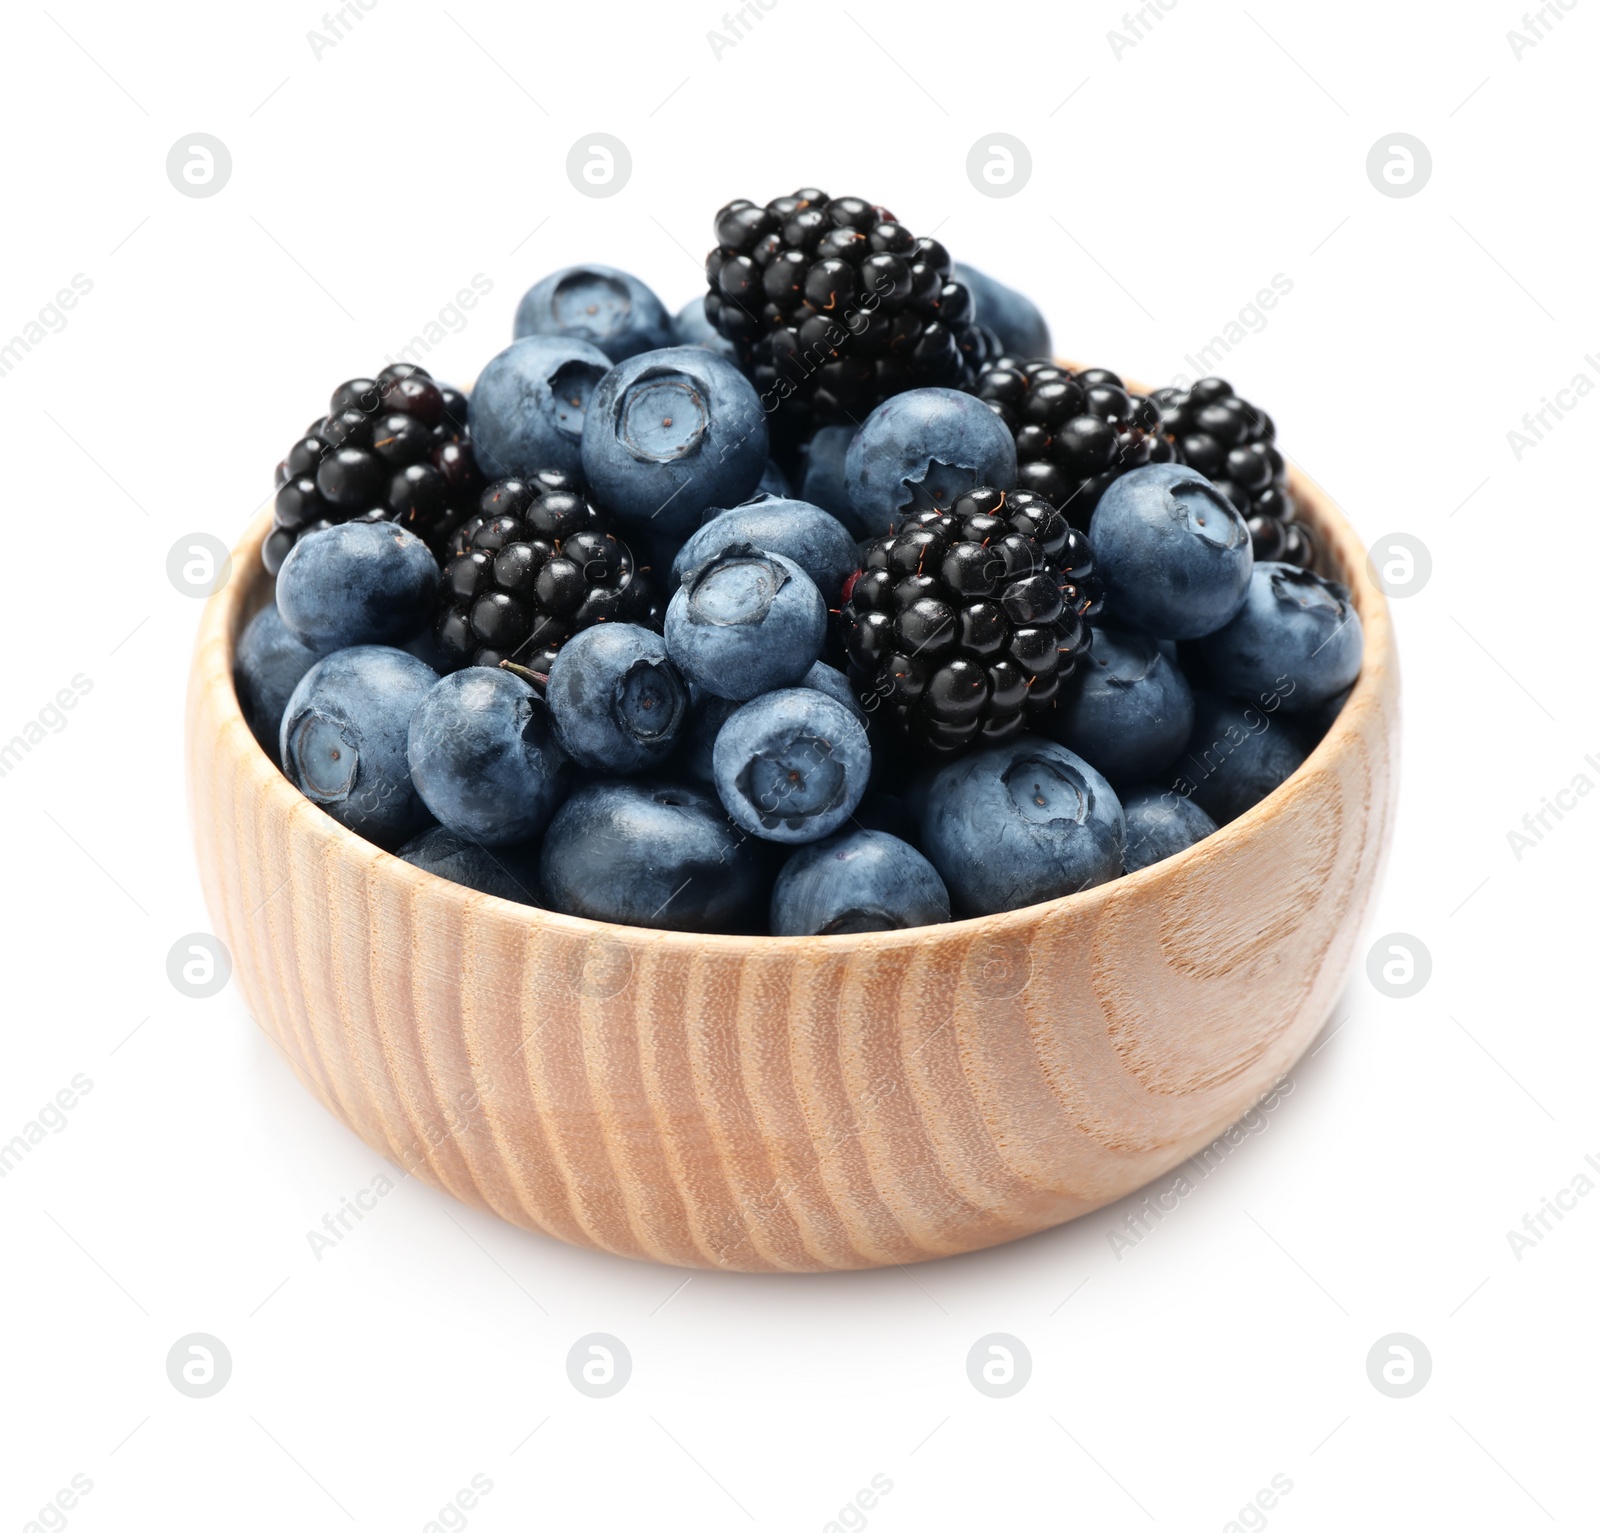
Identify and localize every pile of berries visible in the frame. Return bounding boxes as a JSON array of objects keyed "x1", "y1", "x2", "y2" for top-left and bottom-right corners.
[{"x1": 237, "y1": 186, "x2": 1360, "y2": 939}]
